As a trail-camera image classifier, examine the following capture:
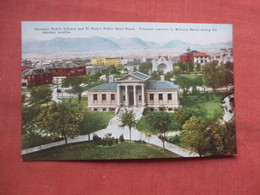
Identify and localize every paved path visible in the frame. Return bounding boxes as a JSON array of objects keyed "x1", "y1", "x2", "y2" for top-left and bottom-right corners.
[
  {"x1": 22, "y1": 114, "x2": 199, "y2": 157},
  {"x1": 222, "y1": 94, "x2": 234, "y2": 123}
]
